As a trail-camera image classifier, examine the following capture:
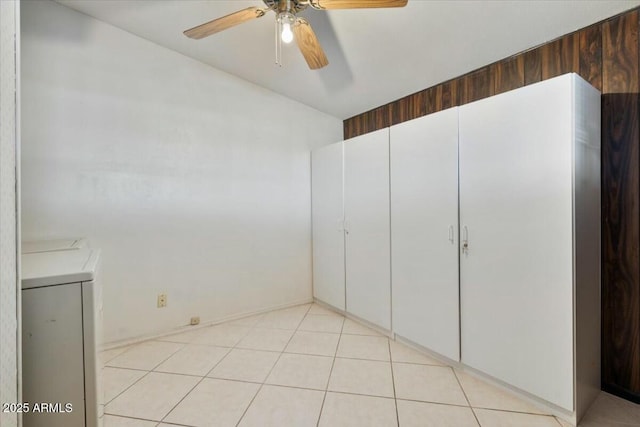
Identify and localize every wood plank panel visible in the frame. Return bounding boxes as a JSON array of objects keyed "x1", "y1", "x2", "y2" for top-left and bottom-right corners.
[
  {"x1": 540, "y1": 33, "x2": 580, "y2": 80},
  {"x1": 407, "y1": 90, "x2": 427, "y2": 121},
  {"x1": 425, "y1": 85, "x2": 440, "y2": 115},
  {"x1": 458, "y1": 66, "x2": 492, "y2": 105},
  {"x1": 373, "y1": 105, "x2": 391, "y2": 131},
  {"x1": 602, "y1": 10, "x2": 640, "y2": 397},
  {"x1": 491, "y1": 56, "x2": 525, "y2": 95},
  {"x1": 390, "y1": 98, "x2": 407, "y2": 126},
  {"x1": 440, "y1": 79, "x2": 458, "y2": 110},
  {"x1": 524, "y1": 47, "x2": 542, "y2": 85},
  {"x1": 579, "y1": 24, "x2": 603, "y2": 91}
]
